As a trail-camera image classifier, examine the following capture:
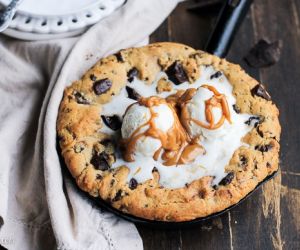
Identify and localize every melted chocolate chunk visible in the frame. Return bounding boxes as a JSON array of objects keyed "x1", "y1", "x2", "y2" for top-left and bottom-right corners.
[
  {"x1": 74, "y1": 143, "x2": 85, "y2": 153},
  {"x1": 245, "y1": 39, "x2": 282, "y2": 68},
  {"x1": 198, "y1": 189, "x2": 207, "y2": 199},
  {"x1": 245, "y1": 116, "x2": 260, "y2": 126},
  {"x1": 232, "y1": 104, "x2": 240, "y2": 114},
  {"x1": 219, "y1": 172, "x2": 234, "y2": 186},
  {"x1": 257, "y1": 127, "x2": 264, "y2": 137},
  {"x1": 165, "y1": 61, "x2": 188, "y2": 85},
  {"x1": 240, "y1": 156, "x2": 248, "y2": 167},
  {"x1": 101, "y1": 139, "x2": 113, "y2": 147},
  {"x1": 96, "y1": 174, "x2": 102, "y2": 180},
  {"x1": 101, "y1": 115, "x2": 122, "y2": 131},
  {"x1": 126, "y1": 86, "x2": 141, "y2": 100},
  {"x1": 115, "y1": 51, "x2": 124, "y2": 62},
  {"x1": 129, "y1": 178, "x2": 138, "y2": 190},
  {"x1": 112, "y1": 190, "x2": 123, "y2": 202},
  {"x1": 255, "y1": 144, "x2": 273, "y2": 152},
  {"x1": 251, "y1": 84, "x2": 271, "y2": 101},
  {"x1": 254, "y1": 122, "x2": 260, "y2": 128},
  {"x1": 152, "y1": 167, "x2": 158, "y2": 173},
  {"x1": 127, "y1": 67, "x2": 139, "y2": 82},
  {"x1": 74, "y1": 92, "x2": 90, "y2": 105},
  {"x1": 93, "y1": 78, "x2": 112, "y2": 95},
  {"x1": 110, "y1": 179, "x2": 115, "y2": 187},
  {"x1": 90, "y1": 74, "x2": 97, "y2": 81},
  {"x1": 90, "y1": 152, "x2": 110, "y2": 170},
  {"x1": 210, "y1": 71, "x2": 222, "y2": 79}
]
